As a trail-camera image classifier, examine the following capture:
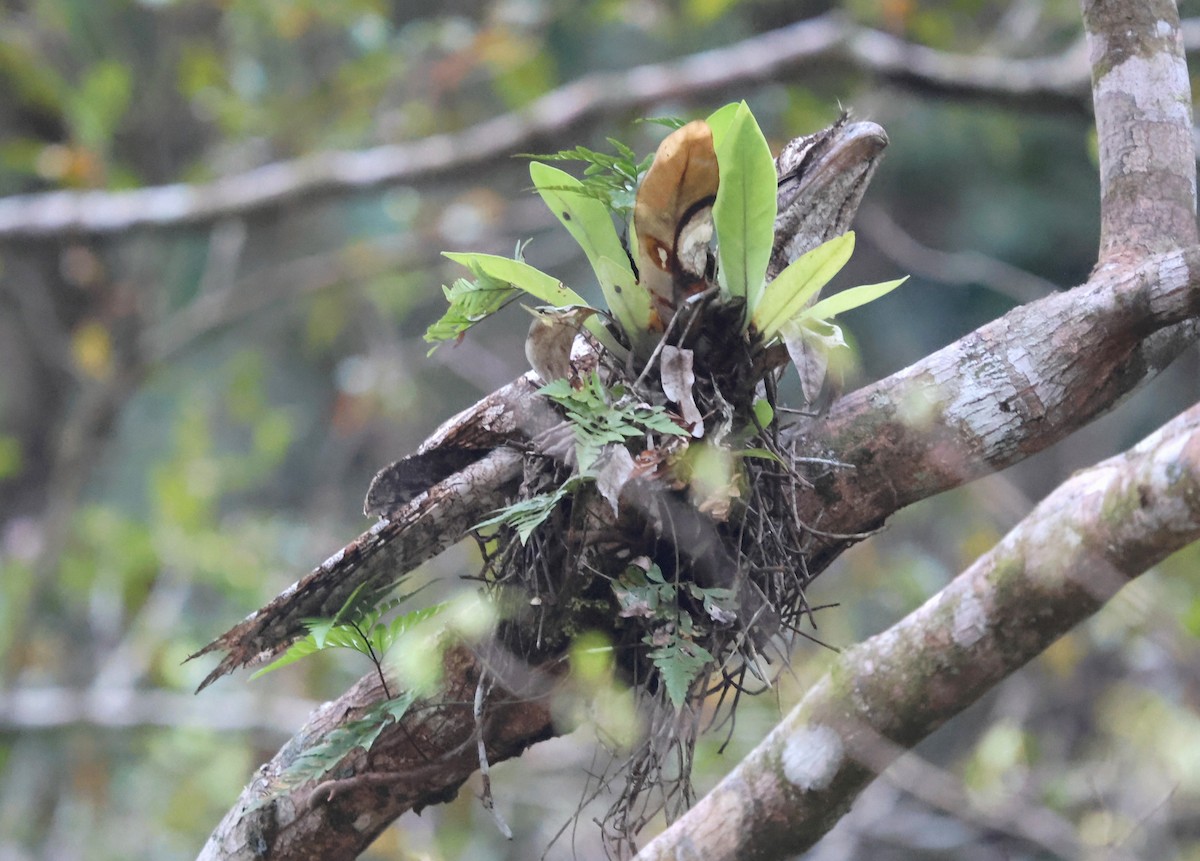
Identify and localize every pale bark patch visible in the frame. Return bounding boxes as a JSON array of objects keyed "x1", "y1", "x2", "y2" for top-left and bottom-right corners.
[
  {"x1": 781, "y1": 725, "x2": 843, "y2": 792},
  {"x1": 951, "y1": 592, "x2": 988, "y2": 649}
]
